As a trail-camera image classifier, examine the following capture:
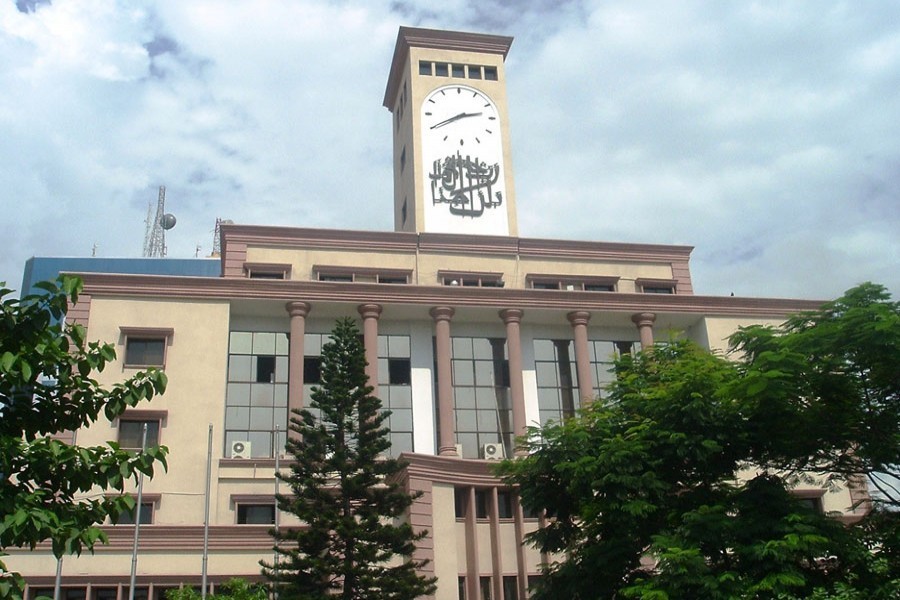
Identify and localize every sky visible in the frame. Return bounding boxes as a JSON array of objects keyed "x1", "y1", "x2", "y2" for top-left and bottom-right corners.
[{"x1": 1, "y1": 0, "x2": 898, "y2": 300}]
